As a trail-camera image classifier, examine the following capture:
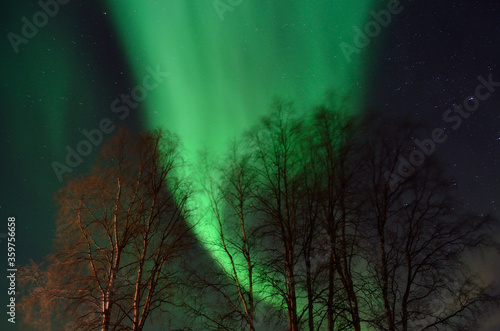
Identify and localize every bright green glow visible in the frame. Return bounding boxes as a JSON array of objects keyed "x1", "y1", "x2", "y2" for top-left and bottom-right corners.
[{"x1": 106, "y1": 0, "x2": 375, "y2": 307}]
